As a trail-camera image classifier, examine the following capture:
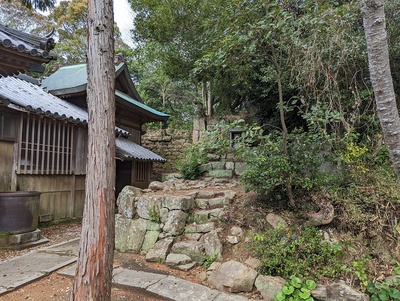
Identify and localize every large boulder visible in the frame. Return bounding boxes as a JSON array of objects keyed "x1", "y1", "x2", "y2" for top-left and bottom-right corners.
[
  {"x1": 314, "y1": 281, "x2": 369, "y2": 301},
  {"x1": 145, "y1": 237, "x2": 174, "y2": 263},
  {"x1": 165, "y1": 253, "x2": 193, "y2": 267},
  {"x1": 115, "y1": 215, "x2": 147, "y2": 253},
  {"x1": 201, "y1": 230, "x2": 223, "y2": 261},
  {"x1": 163, "y1": 210, "x2": 188, "y2": 236},
  {"x1": 255, "y1": 275, "x2": 286, "y2": 301},
  {"x1": 116, "y1": 186, "x2": 142, "y2": 219},
  {"x1": 136, "y1": 195, "x2": 163, "y2": 220},
  {"x1": 207, "y1": 260, "x2": 257, "y2": 293},
  {"x1": 162, "y1": 195, "x2": 194, "y2": 211},
  {"x1": 171, "y1": 241, "x2": 205, "y2": 264},
  {"x1": 141, "y1": 230, "x2": 160, "y2": 254}
]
